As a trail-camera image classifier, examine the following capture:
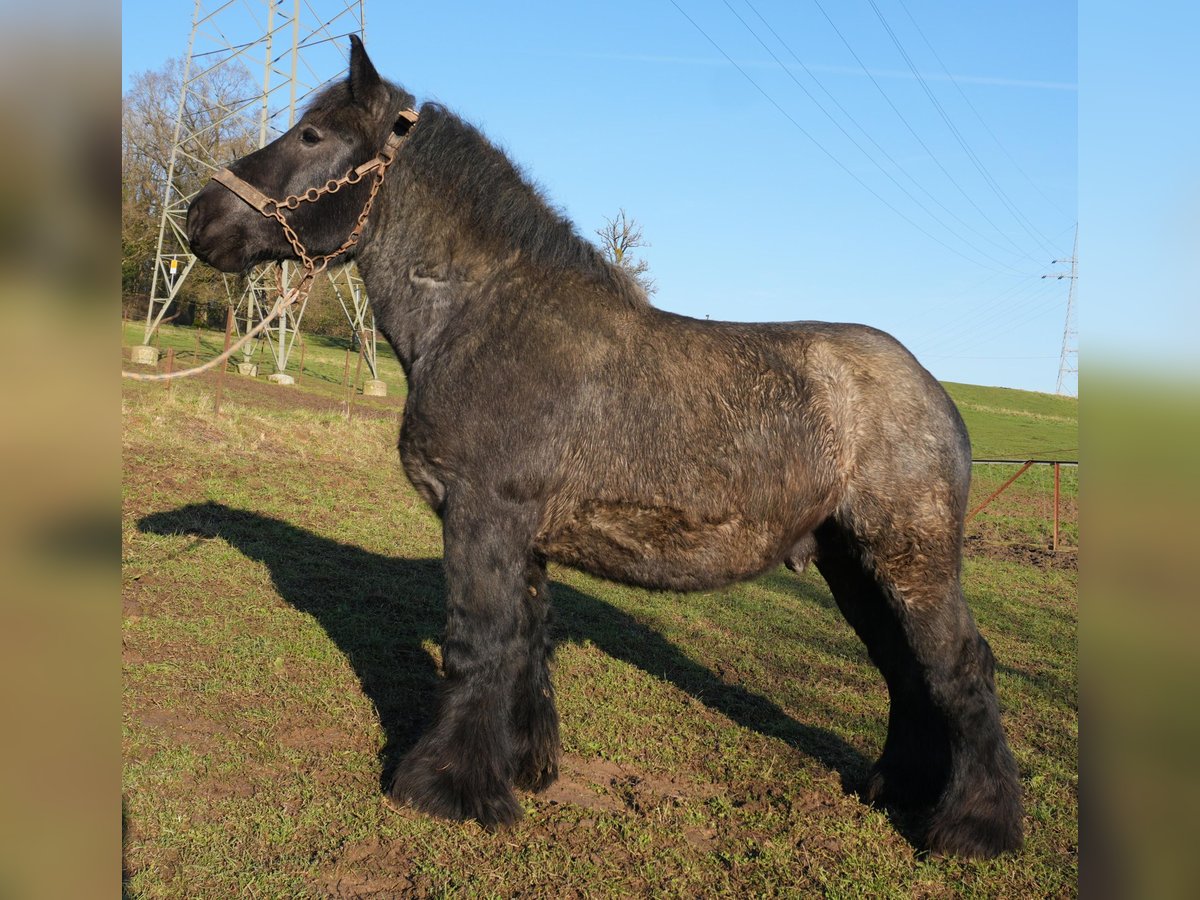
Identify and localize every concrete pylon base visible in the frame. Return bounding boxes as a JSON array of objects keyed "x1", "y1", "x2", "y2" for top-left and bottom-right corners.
[
  {"x1": 268, "y1": 373, "x2": 295, "y2": 385},
  {"x1": 363, "y1": 379, "x2": 387, "y2": 397},
  {"x1": 237, "y1": 363, "x2": 258, "y2": 377},
  {"x1": 130, "y1": 345, "x2": 159, "y2": 366}
]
